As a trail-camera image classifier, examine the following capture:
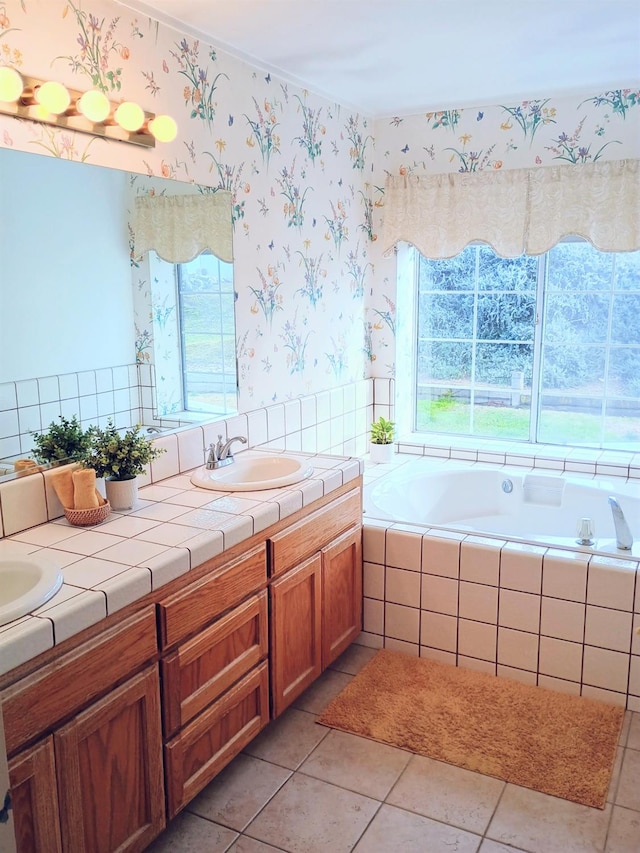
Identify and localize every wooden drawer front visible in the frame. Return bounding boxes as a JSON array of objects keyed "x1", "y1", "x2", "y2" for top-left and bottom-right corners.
[
  {"x1": 268, "y1": 487, "x2": 361, "y2": 578},
  {"x1": 161, "y1": 590, "x2": 268, "y2": 738},
  {"x1": 158, "y1": 545, "x2": 267, "y2": 649},
  {"x1": 2, "y1": 606, "x2": 157, "y2": 757},
  {"x1": 9, "y1": 737, "x2": 62, "y2": 853},
  {"x1": 164, "y1": 661, "x2": 269, "y2": 818}
]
